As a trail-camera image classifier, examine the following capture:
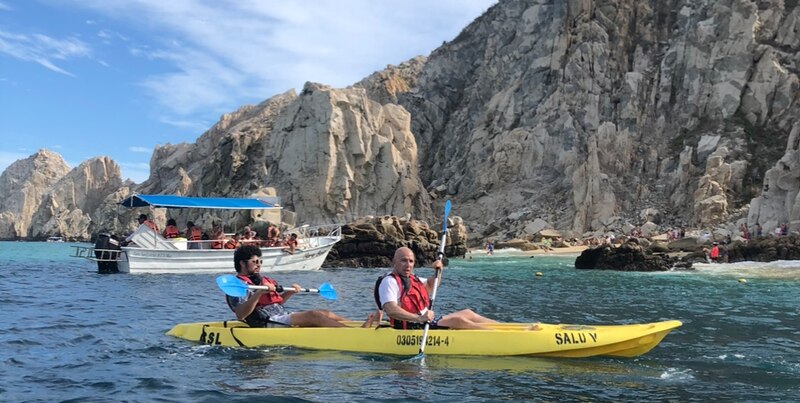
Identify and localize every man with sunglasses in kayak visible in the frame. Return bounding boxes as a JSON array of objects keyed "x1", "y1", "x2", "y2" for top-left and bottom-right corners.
[
  {"x1": 375, "y1": 246, "x2": 499, "y2": 330},
  {"x1": 227, "y1": 245, "x2": 376, "y2": 327}
]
